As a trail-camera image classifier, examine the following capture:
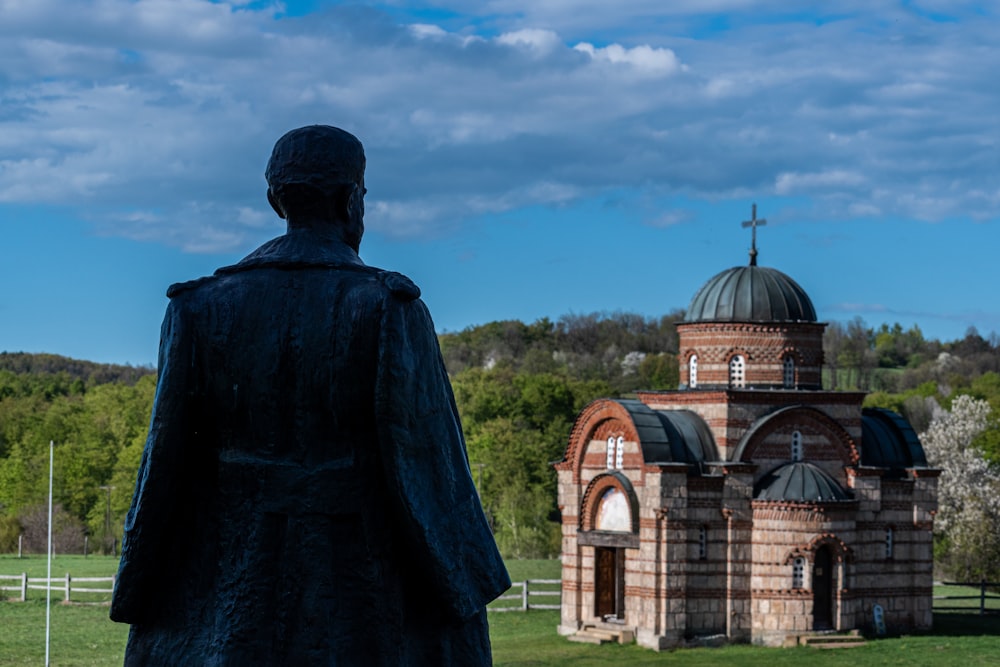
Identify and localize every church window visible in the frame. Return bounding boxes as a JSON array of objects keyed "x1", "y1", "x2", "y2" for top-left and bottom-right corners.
[
  {"x1": 606, "y1": 436, "x2": 615, "y2": 469},
  {"x1": 783, "y1": 355, "x2": 795, "y2": 388},
  {"x1": 595, "y1": 487, "x2": 631, "y2": 532},
  {"x1": 729, "y1": 355, "x2": 745, "y2": 388},
  {"x1": 791, "y1": 431, "x2": 803, "y2": 461},
  {"x1": 885, "y1": 527, "x2": 894, "y2": 559},
  {"x1": 698, "y1": 525, "x2": 708, "y2": 560},
  {"x1": 689, "y1": 355, "x2": 698, "y2": 388},
  {"x1": 792, "y1": 557, "x2": 805, "y2": 589},
  {"x1": 615, "y1": 436, "x2": 625, "y2": 469}
]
